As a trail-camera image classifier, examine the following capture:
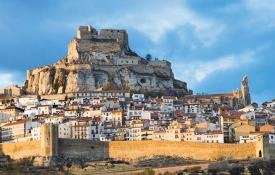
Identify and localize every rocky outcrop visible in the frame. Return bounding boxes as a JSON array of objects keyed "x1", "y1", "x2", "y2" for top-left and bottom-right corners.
[{"x1": 24, "y1": 25, "x2": 190, "y2": 95}]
